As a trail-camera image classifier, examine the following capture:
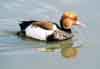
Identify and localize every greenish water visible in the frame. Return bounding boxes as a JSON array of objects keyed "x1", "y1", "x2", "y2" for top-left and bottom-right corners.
[{"x1": 0, "y1": 0, "x2": 99, "y2": 69}]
